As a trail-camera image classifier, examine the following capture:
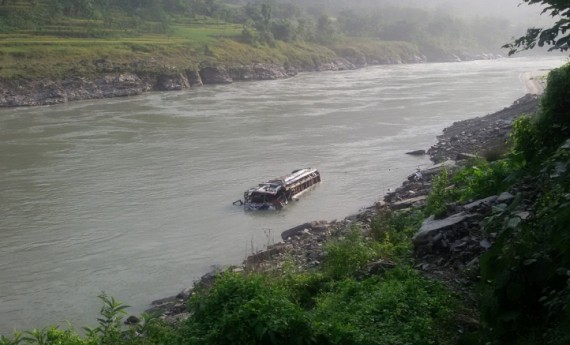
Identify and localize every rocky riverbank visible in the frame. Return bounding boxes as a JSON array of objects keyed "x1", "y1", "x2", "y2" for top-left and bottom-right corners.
[
  {"x1": 0, "y1": 50, "x2": 503, "y2": 107},
  {"x1": 142, "y1": 92, "x2": 538, "y2": 324}
]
